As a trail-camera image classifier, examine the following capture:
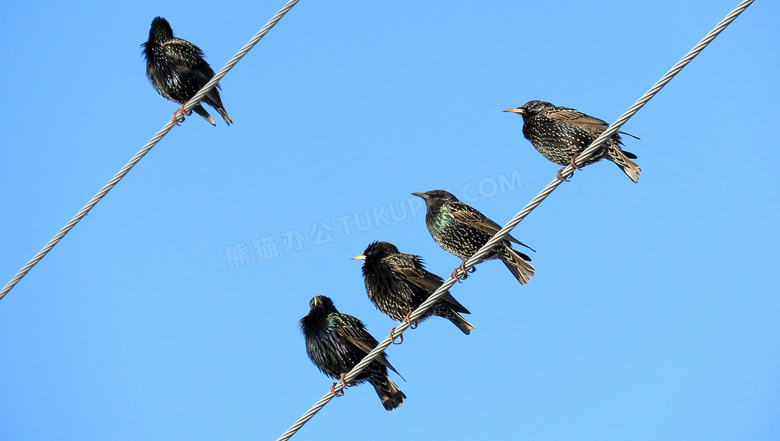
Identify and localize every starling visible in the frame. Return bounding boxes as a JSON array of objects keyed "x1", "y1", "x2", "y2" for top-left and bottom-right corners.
[
  {"x1": 300, "y1": 295, "x2": 406, "y2": 410},
  {"x1": 142, "y1": 17, "x2": 232, "y2": 126},
  {"x1": 352, "y1": 241, "x2": 475, "y2": 335},
  {"x1": 504, "y1": 100, "x2": 639, "y2": 182},
  {"x1": 413, "y1": 190, "x2": 535, "y2": 285}
]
